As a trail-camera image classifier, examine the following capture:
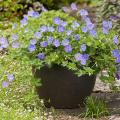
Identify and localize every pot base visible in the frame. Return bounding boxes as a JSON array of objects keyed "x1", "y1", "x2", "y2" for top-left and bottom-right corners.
[{"x1": 34, "y1": 65, "x2": 96, "y2": 109}]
